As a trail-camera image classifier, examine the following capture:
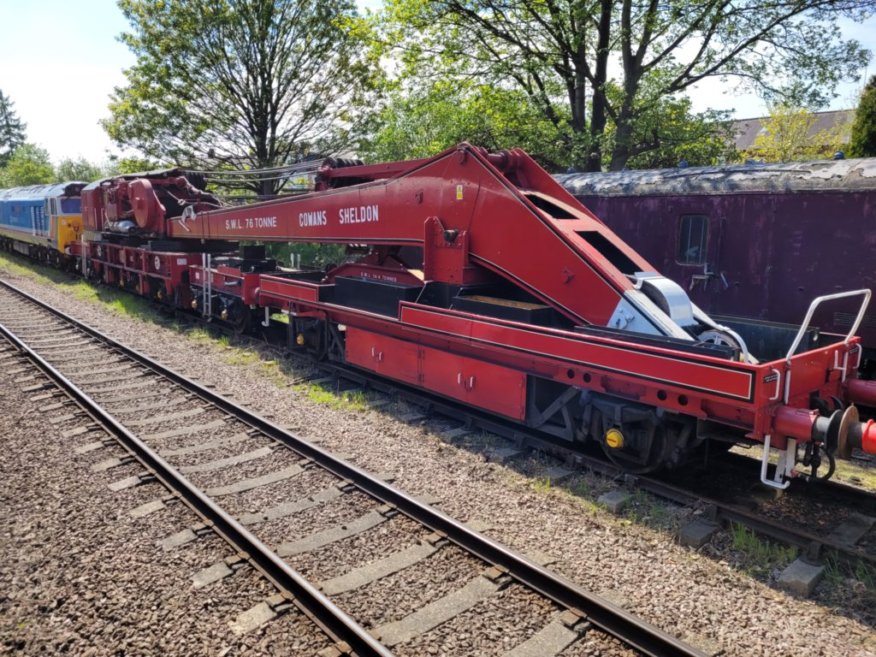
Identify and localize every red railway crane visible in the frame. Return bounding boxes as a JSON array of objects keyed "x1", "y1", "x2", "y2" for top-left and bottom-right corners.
[{"x1": 79, "y1": 144, "x2": 876, "y2": 486}]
